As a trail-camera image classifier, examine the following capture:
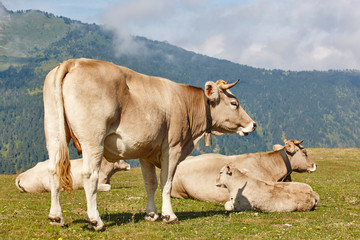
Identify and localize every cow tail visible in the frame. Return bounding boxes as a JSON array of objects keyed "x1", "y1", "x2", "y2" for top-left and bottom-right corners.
[{"x1": 54, "y1": 60, "x2": 74, "y2": 191}]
